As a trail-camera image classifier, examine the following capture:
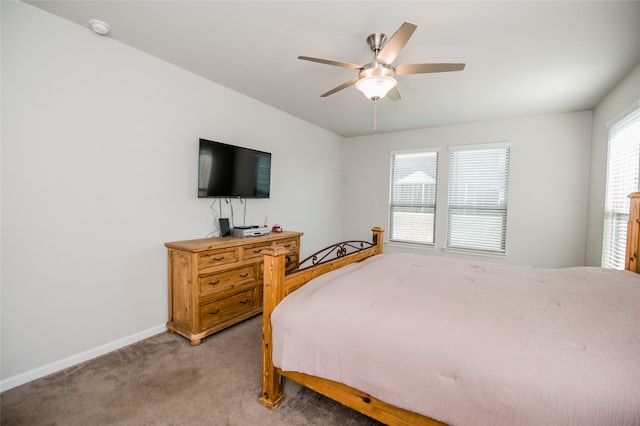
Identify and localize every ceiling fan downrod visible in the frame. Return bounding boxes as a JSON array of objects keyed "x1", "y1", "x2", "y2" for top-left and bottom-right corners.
[{"x1": 367, "y1": 33, "x2": 386, "y2": 58}]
